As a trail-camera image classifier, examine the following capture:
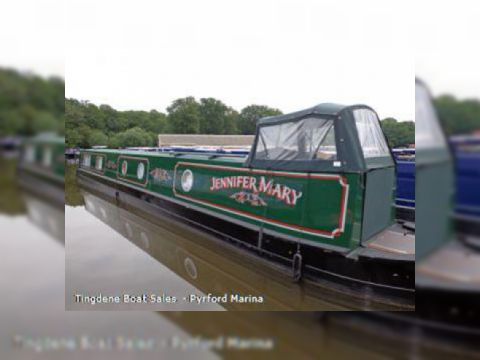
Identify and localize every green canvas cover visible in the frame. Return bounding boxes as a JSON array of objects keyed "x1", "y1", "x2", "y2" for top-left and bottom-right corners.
[
  {"x1": 415, "y1": 79, "x2": 453, "y2": 259},
  {"x1": 246, "y1": 103, "x2": 394, "y2": 173}
]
